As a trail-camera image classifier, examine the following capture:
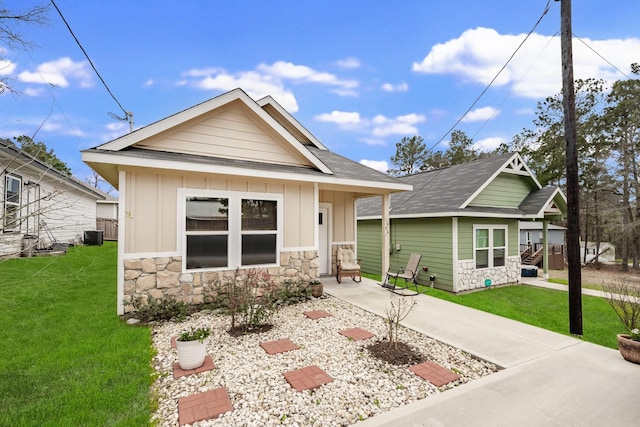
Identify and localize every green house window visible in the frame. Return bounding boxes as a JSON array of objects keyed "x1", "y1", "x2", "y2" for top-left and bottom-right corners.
[{"x1": 474, "y1": 225, "x2": 507, "y2": 269}]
